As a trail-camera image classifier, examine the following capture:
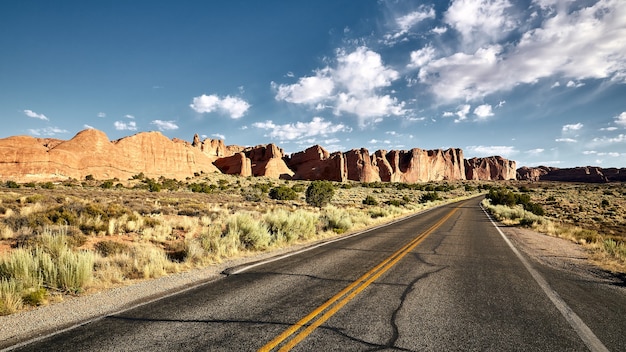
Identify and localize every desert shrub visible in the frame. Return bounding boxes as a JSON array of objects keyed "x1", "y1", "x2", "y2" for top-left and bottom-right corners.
[
  {"x1": 263, "y1": 209, "x2": 318, "y2": 243},
  {"x1": 0, "y1": 278, "x2": 23, "y2": 315},
  {"x1": 100, "y1": 180, "x2": 114, "y2": 189},
  {"x1": 226, "y1": 213, "x2": 271, "y2": 250},
  {"x1": 420, "y1": 192, "x2": 440, "y2": 203},
  {"x1": 269, "y1": 186, "x2": 298, "y2": 201},
  {"x1": 362, "y1": 195, "x2": 378, "y2": 206},
  {"x1": 189, "y1": 182, "x2": 215, "y2": 194},
  {"x1": 22, "y1": 287, "x2": 47, "y2": 306},
  {"x1": 306, "y1": 181, "x2": 335, "y2": 208},
  {"x1": 321, "y1": 207, "x2": 352, "y2": 234},
  {"x1": 5, "y1": 181, "x2": 20, "y2": 189},
  {"x1": 94, "y1": 240, "x2": 130, "y2": 257}
]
